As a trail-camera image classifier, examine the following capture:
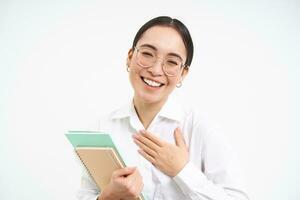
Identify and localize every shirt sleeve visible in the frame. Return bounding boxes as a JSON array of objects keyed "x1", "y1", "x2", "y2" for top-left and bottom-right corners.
[
  {"x1": 76, "y1": 168, "x2": 100, "y2": 200},
  {"x1": 173, "y1": 125, "x2": 250, "y2": 200}
]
